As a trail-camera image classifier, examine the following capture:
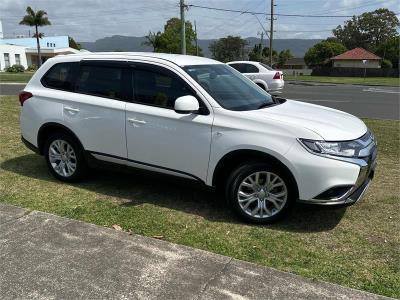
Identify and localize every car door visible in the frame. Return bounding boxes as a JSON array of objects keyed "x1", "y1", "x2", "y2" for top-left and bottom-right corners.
[
  {"x1": 125, "y1": 62, "x2": 213, "y2": 182},
  {"x1": 62, "y1": 61, "x2": 129, "y2": 159},
  {"x1": 242, "y1": 63, "x2": 260, "y2": 80}
]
